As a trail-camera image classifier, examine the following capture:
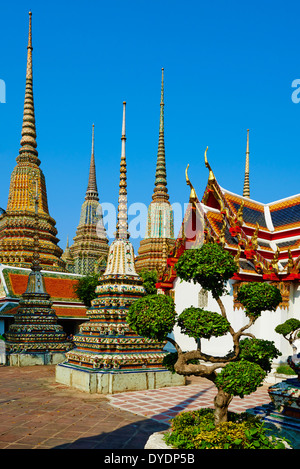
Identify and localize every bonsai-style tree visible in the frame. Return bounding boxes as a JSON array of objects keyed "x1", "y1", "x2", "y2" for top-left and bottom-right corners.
[
  {"x1": 127, "y1": 242, "x2": 282, "y2": 425},
  {"x1": 275, "y1": 318, "x2": 300, "y2": 374},
  {"x1": 275, "y1": 318, "x2": 300, "y2": 351}
]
